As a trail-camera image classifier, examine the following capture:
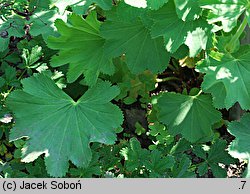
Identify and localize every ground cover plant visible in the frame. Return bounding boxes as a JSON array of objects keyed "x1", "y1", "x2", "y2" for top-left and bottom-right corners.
[{"x1": 0, "y1": 0, "x2": 250, "y2": 178}]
